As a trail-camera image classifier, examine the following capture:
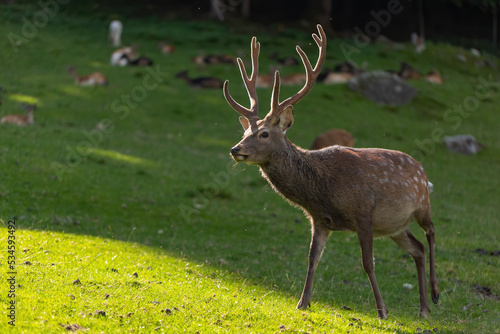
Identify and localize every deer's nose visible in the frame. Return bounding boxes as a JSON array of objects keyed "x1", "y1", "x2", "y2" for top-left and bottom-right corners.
[{"x1": 231, "y1": 146, "x2": 241, "y2": 155}]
